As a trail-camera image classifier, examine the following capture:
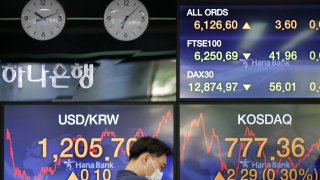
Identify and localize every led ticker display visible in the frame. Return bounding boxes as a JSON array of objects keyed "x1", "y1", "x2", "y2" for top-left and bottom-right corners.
[
  {"x1": 180, "y1": 4, "x2": 320, "y2": 98},
  {"x1": 4, "y1": 104, "x2": 174, "y2": 180},
  {"x1": 180, "y1": 104, "x2": 320, "y2": 180}
]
